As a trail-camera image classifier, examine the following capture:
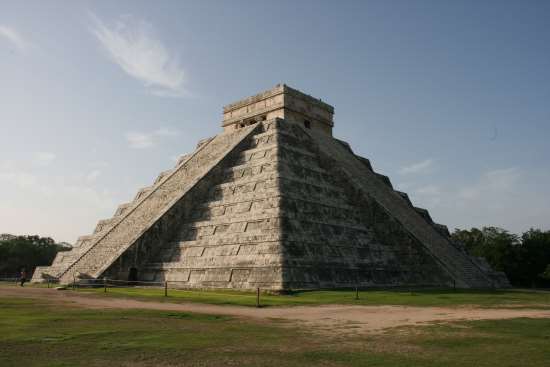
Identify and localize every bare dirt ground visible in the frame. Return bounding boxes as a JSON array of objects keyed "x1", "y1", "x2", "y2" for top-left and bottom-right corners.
[{"x1": 2, "y1": 285, "x2": 550, "y2": 335}]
